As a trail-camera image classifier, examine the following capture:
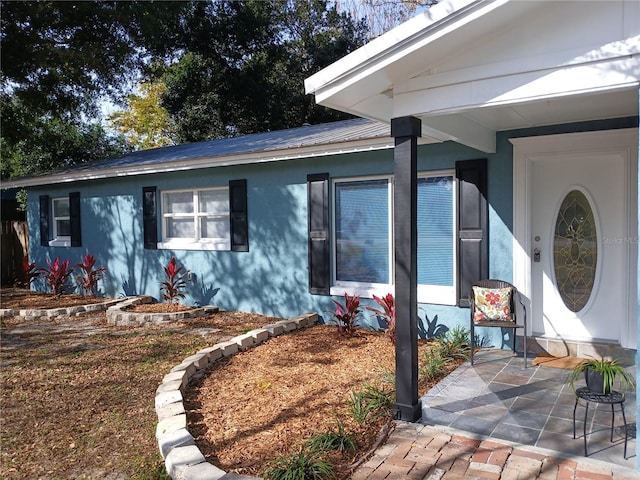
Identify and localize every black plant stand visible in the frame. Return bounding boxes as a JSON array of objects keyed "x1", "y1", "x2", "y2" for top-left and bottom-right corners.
[
  {"x1": 624, "y1": 423, "x2": 636, "y2": 460},
  {"x1": 572, "y1": 387, "x2": 627, "y2": 457}
]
